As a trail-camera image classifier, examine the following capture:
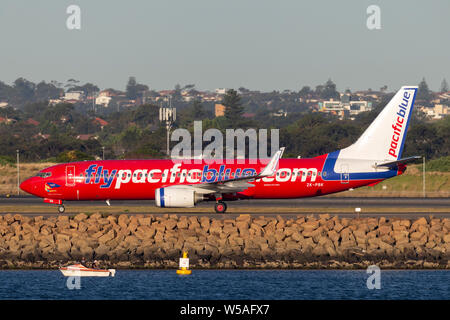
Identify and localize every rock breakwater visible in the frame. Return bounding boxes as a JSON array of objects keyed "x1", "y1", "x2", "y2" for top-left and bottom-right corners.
[{"x1": 0, "y1": 213, "x2": 449, "y2": 269}]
